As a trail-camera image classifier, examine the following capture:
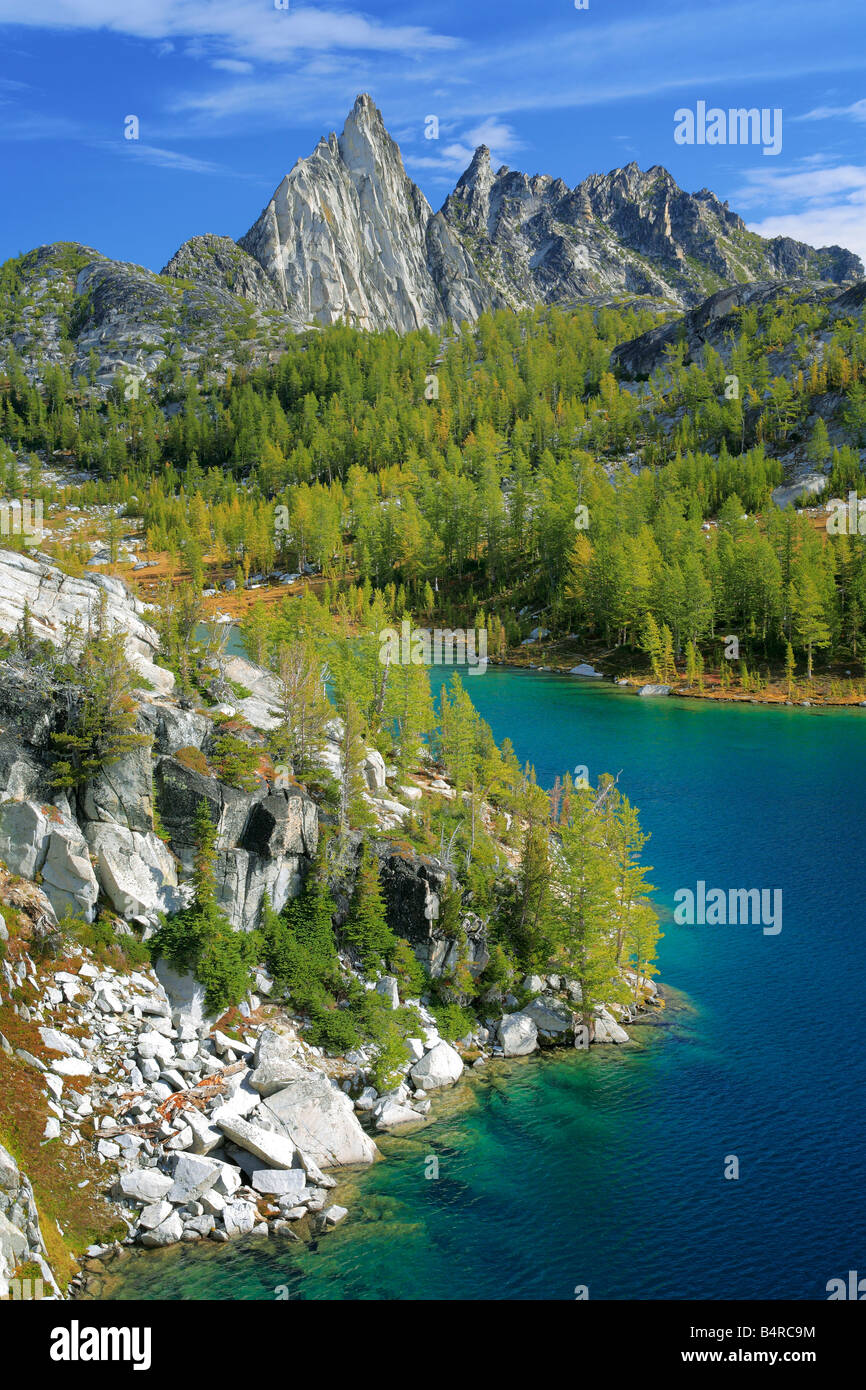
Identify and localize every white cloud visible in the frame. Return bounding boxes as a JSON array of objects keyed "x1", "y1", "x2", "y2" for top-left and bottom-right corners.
[
  {"x1": 94, "y1": 140, "x2": 250, "y2": 176},
  {"x1": 464, "y1": 118, "x2": 523, "y2": 159},
  {"x1": 211, "y1": 58, "x2": 252, "y2": 74},
  {"x1": 738, "y1": 161, "x2": 866, "y2": 267},
  {"x1": 405, "y1": 117, "x2": 524, "y2": 178},
  {"x1": 748, "y1": 206, "x2": 866, "y2": 268},
  {"x1": 0, "y1": 112, "x2": 84, "y2": 140},
  {"x1": 0, "y1": 2, "x2": 459, "y2": 60},
  {"x1": 794, "y1": 97, "x2": 866, "y2": 123},
  {"x1": 736, "y1": 163, "x2": 866, "y2": 205}
]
